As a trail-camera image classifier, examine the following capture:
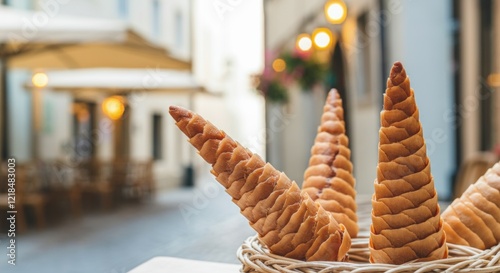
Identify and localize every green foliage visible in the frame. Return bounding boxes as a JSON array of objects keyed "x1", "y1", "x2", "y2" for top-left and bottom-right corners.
[
  {"x1": 281, "y1": 52, "x2": 327, "y2": 90},
  {"x1": 265, "y1": 80, "x2": 288, "y2": 103},
  {"x1": 256, "y1": 51, "x2": 328, "y2": 103}
]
